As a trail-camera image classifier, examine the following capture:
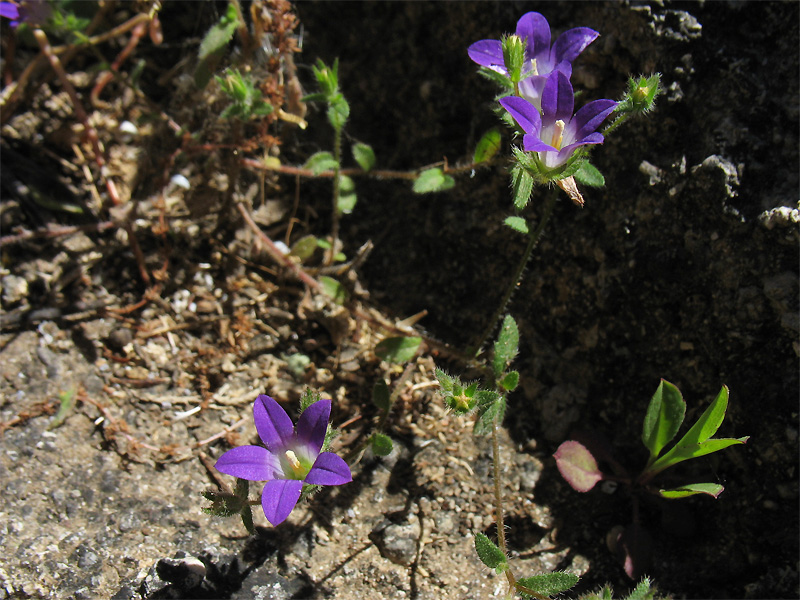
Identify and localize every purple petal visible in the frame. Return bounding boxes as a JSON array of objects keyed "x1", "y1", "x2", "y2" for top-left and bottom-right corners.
[
  {"x1": 541, "y1": 71, "x2": 574, "y2": 124},
  {"x1": 0, "y1": 3, "x2": 20, "y2": 20},
  {"x1": 305, "y1": 452, "x2": 352, "y2": 486},
  {"x1": 522, "y1": 133, "x2": 556, "y2": 153},
  {"x1": 253, "y1": 395, "x2": 294, "y2": 452},
  {"x1": 261, "y1": 479, "x2": 303, "y2": 526},
  {"x1": 556, "y1": 133, "x2": 605, "y2": 164},
  {"x1": 516, "y1": 12, "x2": 550, "y2": 59},
  {"x1": 572, "y1": 99, "x2": 617, "y2": 142},
  {"x1": 467, "y1": 40, "x2": 504, "y2": 68},
  {"x1": 215, "y1": 445, "x2": 282, "y2": 481},
  {"x1": 551, "y1": 27, "x2": 599, "y2": 65},
  {"x1": 294, "y1": 399, "x2": 331, "y2": 456},
  {"x1": 499, "y1": 96, "x2": 541, "y2": 135}
]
